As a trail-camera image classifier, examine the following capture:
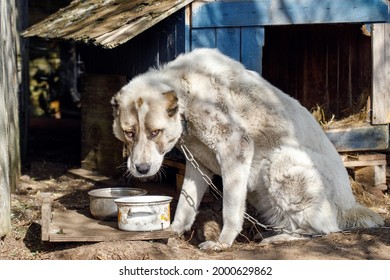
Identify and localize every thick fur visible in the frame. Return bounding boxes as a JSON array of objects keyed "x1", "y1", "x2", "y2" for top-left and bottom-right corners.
[{"x1": 111, "y1": 48, "x2": 384, "y2": 250}]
